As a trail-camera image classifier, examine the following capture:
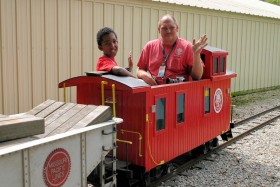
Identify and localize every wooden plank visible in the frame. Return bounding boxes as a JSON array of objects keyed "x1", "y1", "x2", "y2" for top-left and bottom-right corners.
[
  {"x1": 70, "y1": 105, "x2": 112, "y2": 130},
  {"x1": 0, "y1": 113, "x2": 33, "y2": 122},
  {"x1": 26, "y1": 99, "x2": 56, "y2": 115},
  {"x1": 35, "y1": 101, "x2": 65, "y2": 118},
  {"x1": 0, "y1": 99, "x2": 112, "y2": 142},
  {"x1": 47, "y1": 105, "x2": 98, "y2": 136},
  {"x1": 38, "y1": 104, "x2": 86, "y2": 138},
  {"x1": 44, "y1": 102, "x2": 76, "y2": 126},
  {"x1": 0, "y1": 115, "x2": 44, "y2": 142}
]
